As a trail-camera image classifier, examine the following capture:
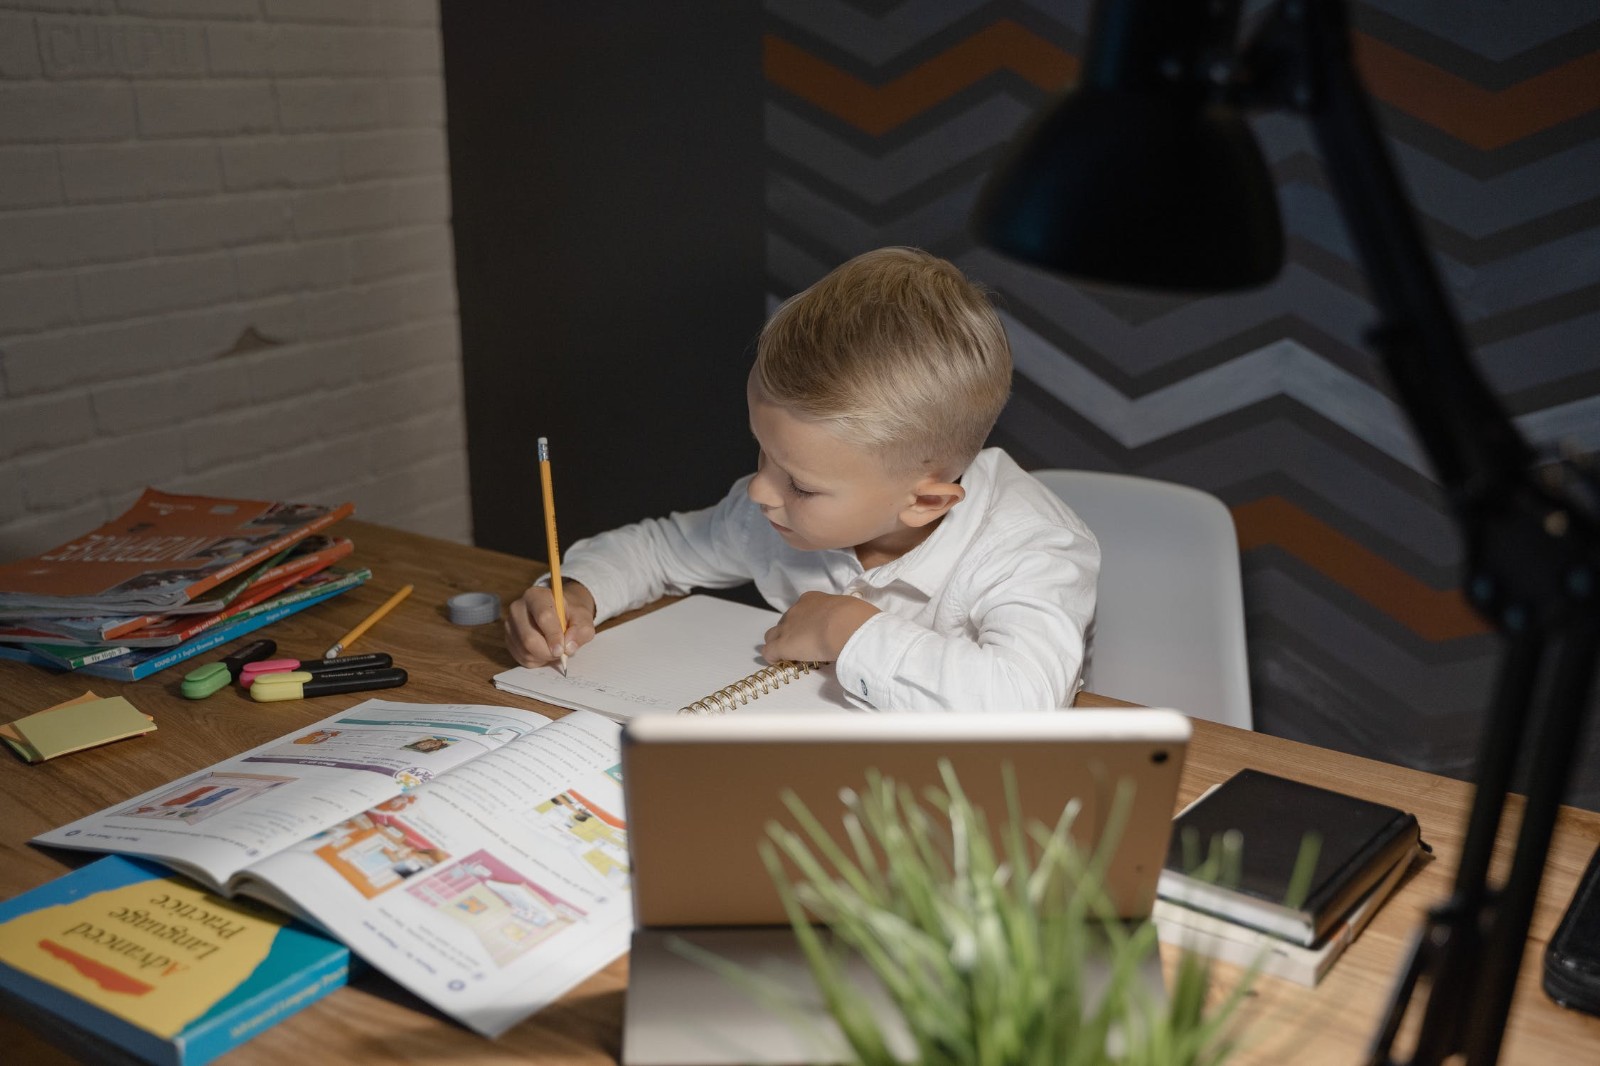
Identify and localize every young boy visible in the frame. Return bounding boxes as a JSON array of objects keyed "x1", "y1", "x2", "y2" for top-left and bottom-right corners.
[{"x1": 505, "y1": 247, "x2": 1099, "y2": 711}]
